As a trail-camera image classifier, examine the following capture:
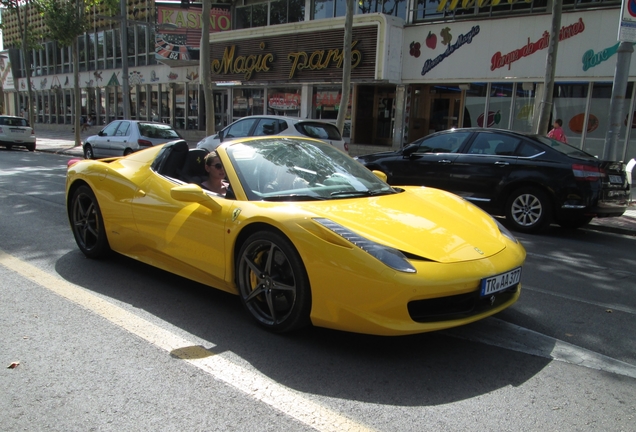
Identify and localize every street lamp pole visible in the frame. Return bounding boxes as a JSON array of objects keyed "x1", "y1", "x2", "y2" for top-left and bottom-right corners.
[{"x1": 120, "y1": 0, "x2": 130, "y2": 119}]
